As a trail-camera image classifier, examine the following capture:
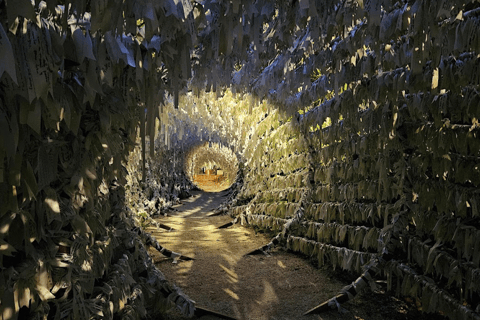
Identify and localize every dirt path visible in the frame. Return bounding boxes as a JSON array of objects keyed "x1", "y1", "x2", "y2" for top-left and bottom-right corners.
[{"x1": 146, "y1": 191, "x2": 434, "y2": 320}]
